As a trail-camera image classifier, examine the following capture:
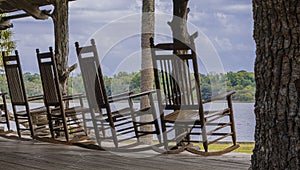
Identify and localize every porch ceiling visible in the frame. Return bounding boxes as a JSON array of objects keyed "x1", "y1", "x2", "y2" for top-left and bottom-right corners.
[
  {"x1": 0, "y1": 0, "x2": 74, "y2": 30},
  {"x1": 0, "y1": 0, "x2": 52, "y2": 14}
]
